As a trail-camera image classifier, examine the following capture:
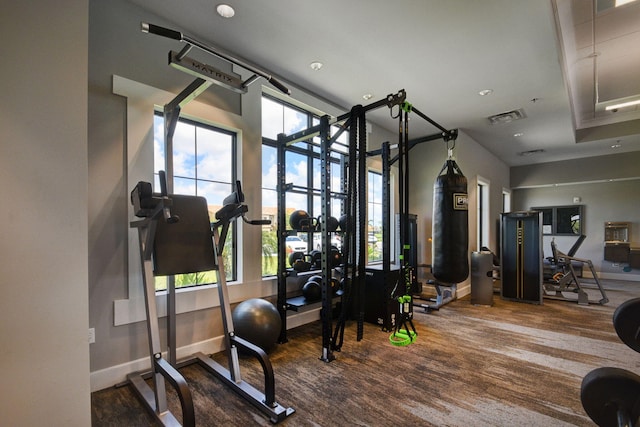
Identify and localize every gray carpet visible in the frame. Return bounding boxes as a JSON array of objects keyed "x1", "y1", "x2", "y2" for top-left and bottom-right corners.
[{"x1": 91, "y1": 279, "x2": 639, "y2": 426}]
